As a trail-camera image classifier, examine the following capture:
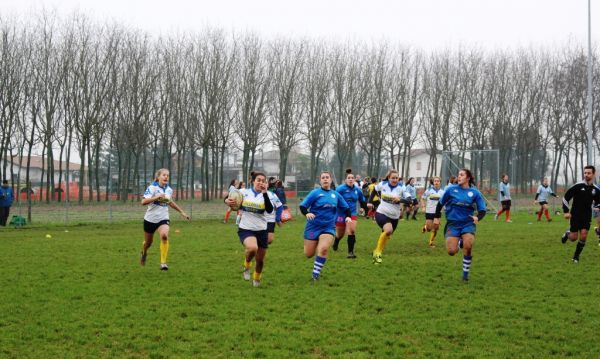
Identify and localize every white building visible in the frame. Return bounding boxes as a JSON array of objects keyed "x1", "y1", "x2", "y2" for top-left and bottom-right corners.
[{"x1": 5, "y1": 155, "x2": 81, "y2": 185}]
